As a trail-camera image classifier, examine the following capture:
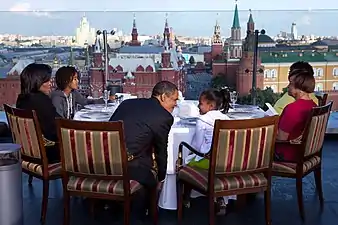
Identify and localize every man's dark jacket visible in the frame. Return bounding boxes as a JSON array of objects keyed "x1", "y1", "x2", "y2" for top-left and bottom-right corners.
[{"x1": 109, "y1": 97, "x2": 173, "y2": 188}]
